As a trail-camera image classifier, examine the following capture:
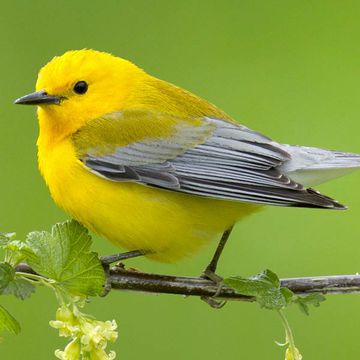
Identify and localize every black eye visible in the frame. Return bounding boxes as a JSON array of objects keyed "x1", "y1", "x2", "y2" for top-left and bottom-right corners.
[{"x1": 73, "y1": 81, "x2": 88, "y2": 94}]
